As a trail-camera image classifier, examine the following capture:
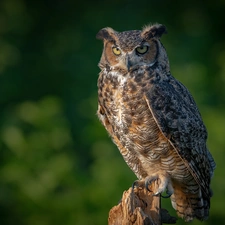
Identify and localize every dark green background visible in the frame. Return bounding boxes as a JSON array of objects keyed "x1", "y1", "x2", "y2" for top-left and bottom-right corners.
[{"x1": 0, "y1": 0, "x2": 224, "y2": 224}]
